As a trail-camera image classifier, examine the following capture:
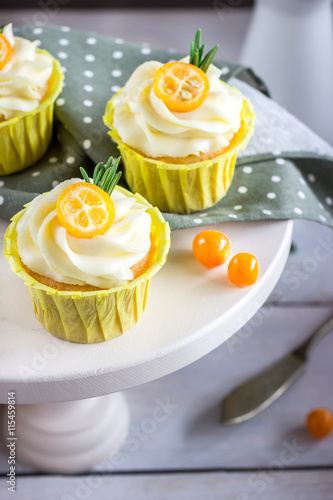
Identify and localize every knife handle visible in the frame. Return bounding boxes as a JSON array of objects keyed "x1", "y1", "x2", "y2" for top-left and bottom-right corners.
[{"x1": 292, "y1": 315, "x2": 333, "y2": 360}]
